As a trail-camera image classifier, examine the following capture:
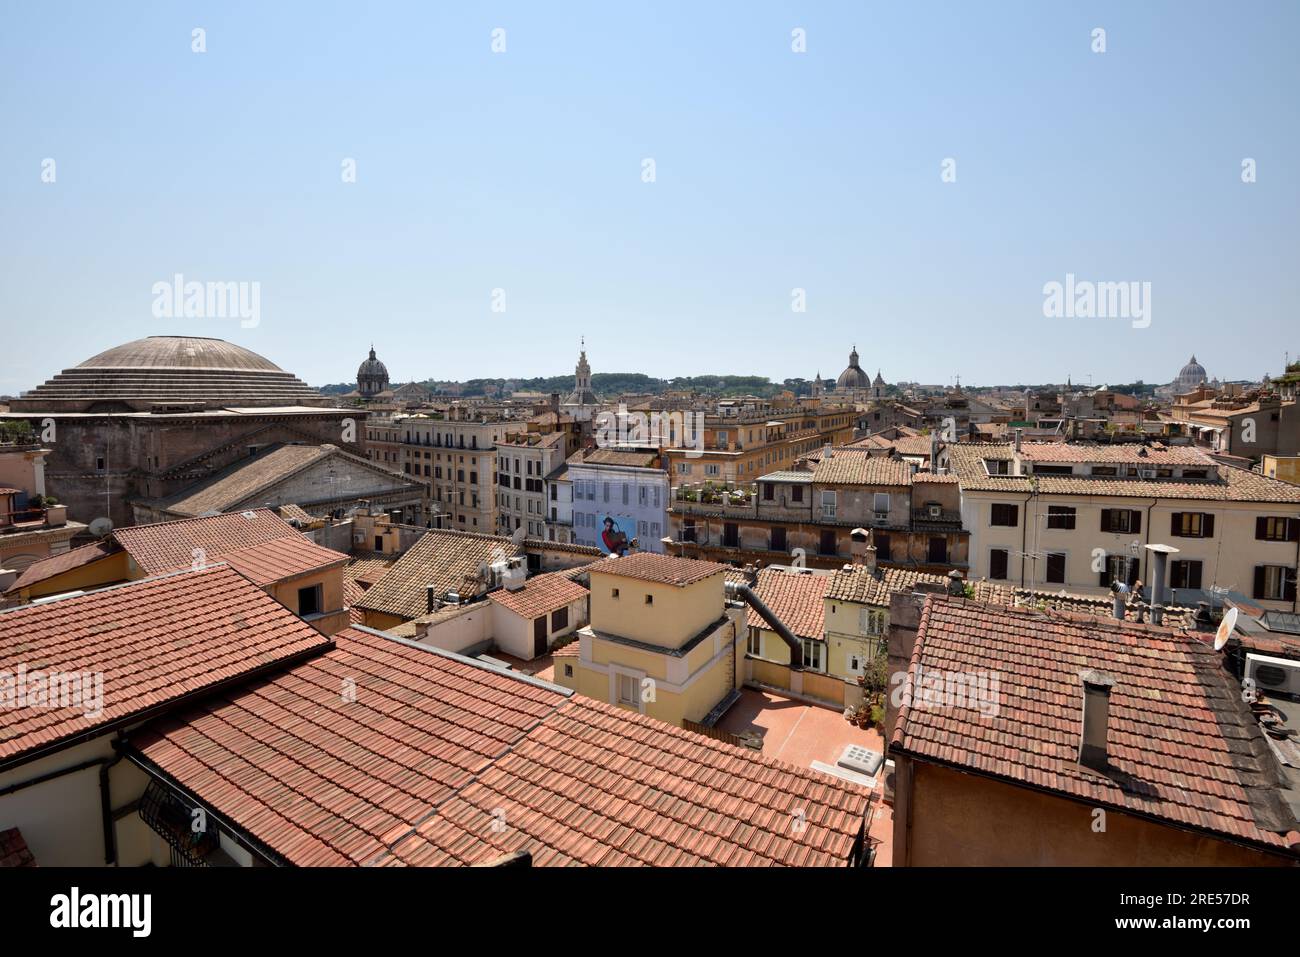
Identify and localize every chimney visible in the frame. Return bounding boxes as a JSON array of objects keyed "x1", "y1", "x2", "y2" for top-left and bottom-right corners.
[
  {"x1": 945, "y1": 569, "x2": 965, "y2": 597},
  {"x1": 426, "y1": 585, "x2": 437, "y2": 614},
  {"x1": 1144, "y1": 544, "x2": 1179, "y2": 626},
  {"x1": 930, "y1": 430, "x2": 940, "y2": 469},
  {"x1": 1013, "y1": 428, "x2": 1023, "y2": 453},
  {"x1": 822, "y1": 443, "x2": 833, "y2": 459},
  {"x1": 849, "y1": 528, "x2": 876, "y2": 571},
  {"x1": 1077, "y1": 669, "x2": 1116, "y2": 771}
]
